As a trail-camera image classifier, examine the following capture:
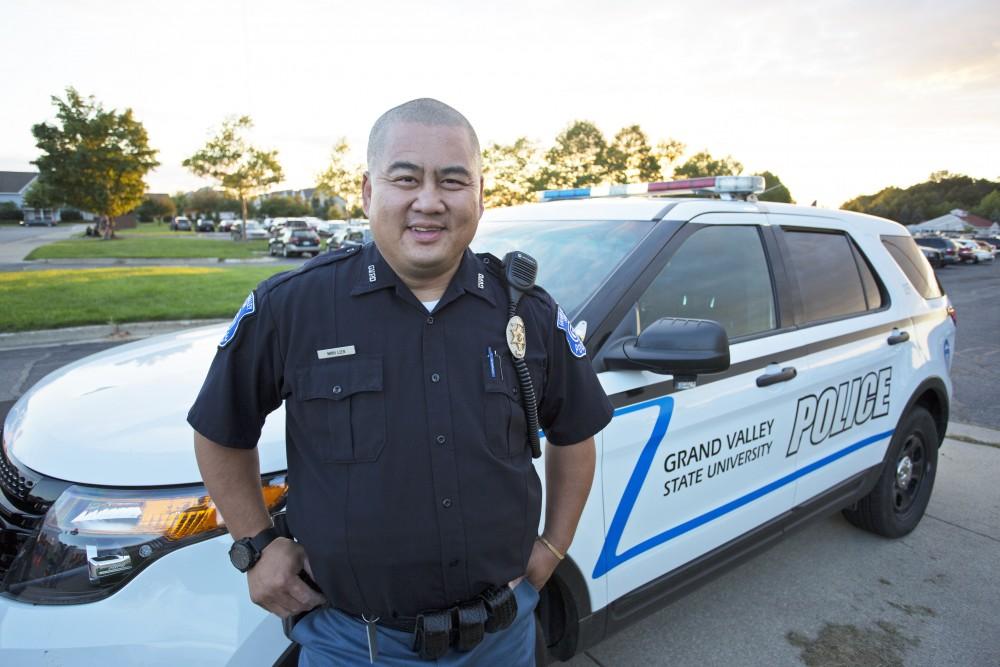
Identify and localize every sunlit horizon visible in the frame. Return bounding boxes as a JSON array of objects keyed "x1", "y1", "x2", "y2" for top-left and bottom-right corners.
[{"x1": 2, "y1": 0, "x2": 997, "y2": 210}]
